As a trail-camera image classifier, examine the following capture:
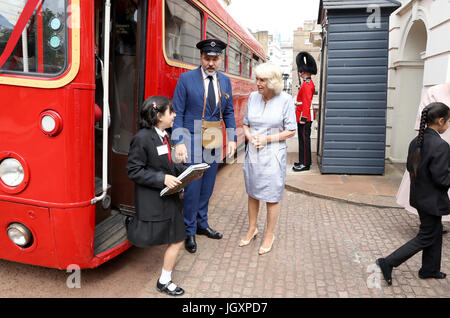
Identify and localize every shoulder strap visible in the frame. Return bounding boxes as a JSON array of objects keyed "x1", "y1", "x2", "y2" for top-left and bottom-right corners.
[
  {"x1": 201, "y1": 75, "x2": 207, "y2": 120},
  {"x1": 216, "y1": 73, "x2": 223, "y2": 120}
]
